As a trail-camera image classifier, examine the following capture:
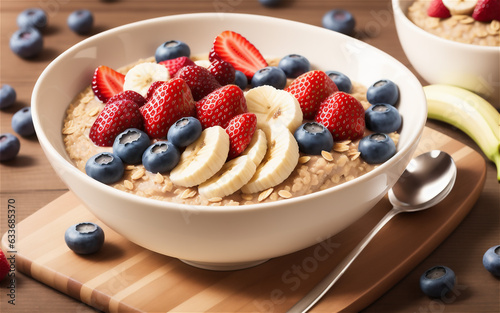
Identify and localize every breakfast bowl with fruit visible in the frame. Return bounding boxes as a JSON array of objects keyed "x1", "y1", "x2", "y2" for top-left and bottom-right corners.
[
  {"x1": 32, "y1": 13, "x2": 426, "y2": 270},
  {"x1": 393, "y1": 0, "x2": 500, "y2": 107}
]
